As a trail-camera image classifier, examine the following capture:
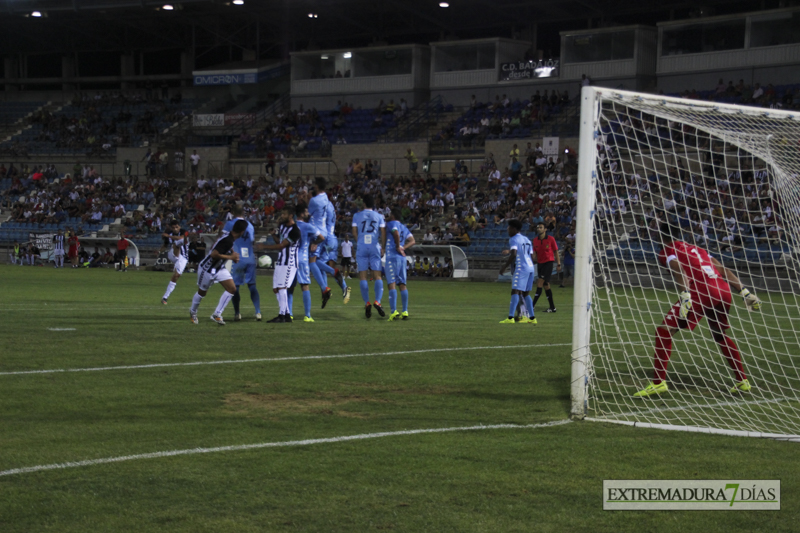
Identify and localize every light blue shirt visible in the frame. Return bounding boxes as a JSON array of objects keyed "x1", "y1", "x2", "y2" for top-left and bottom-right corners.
[
  {"x1": 222, "y1": 217, "x2": 256, "y2": 264},
  {"x1": 509, "y1": 233, "x2": 535, "y2": 272},
  {"x1": 352, "y1": 209, "x2": 386, "y2": 251},
  {"x1": 326, "y1": 201, "x2": 337, "y2": 237},
  {"x1": 385, "y1": 220, "x2": 410, "y2": 259},
  {"x1": 308, "y1": 193, "x2": 329, "y2": 239},
  {"x1": 296, "y1": 220, "x2": 322, "y2": 264}
]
